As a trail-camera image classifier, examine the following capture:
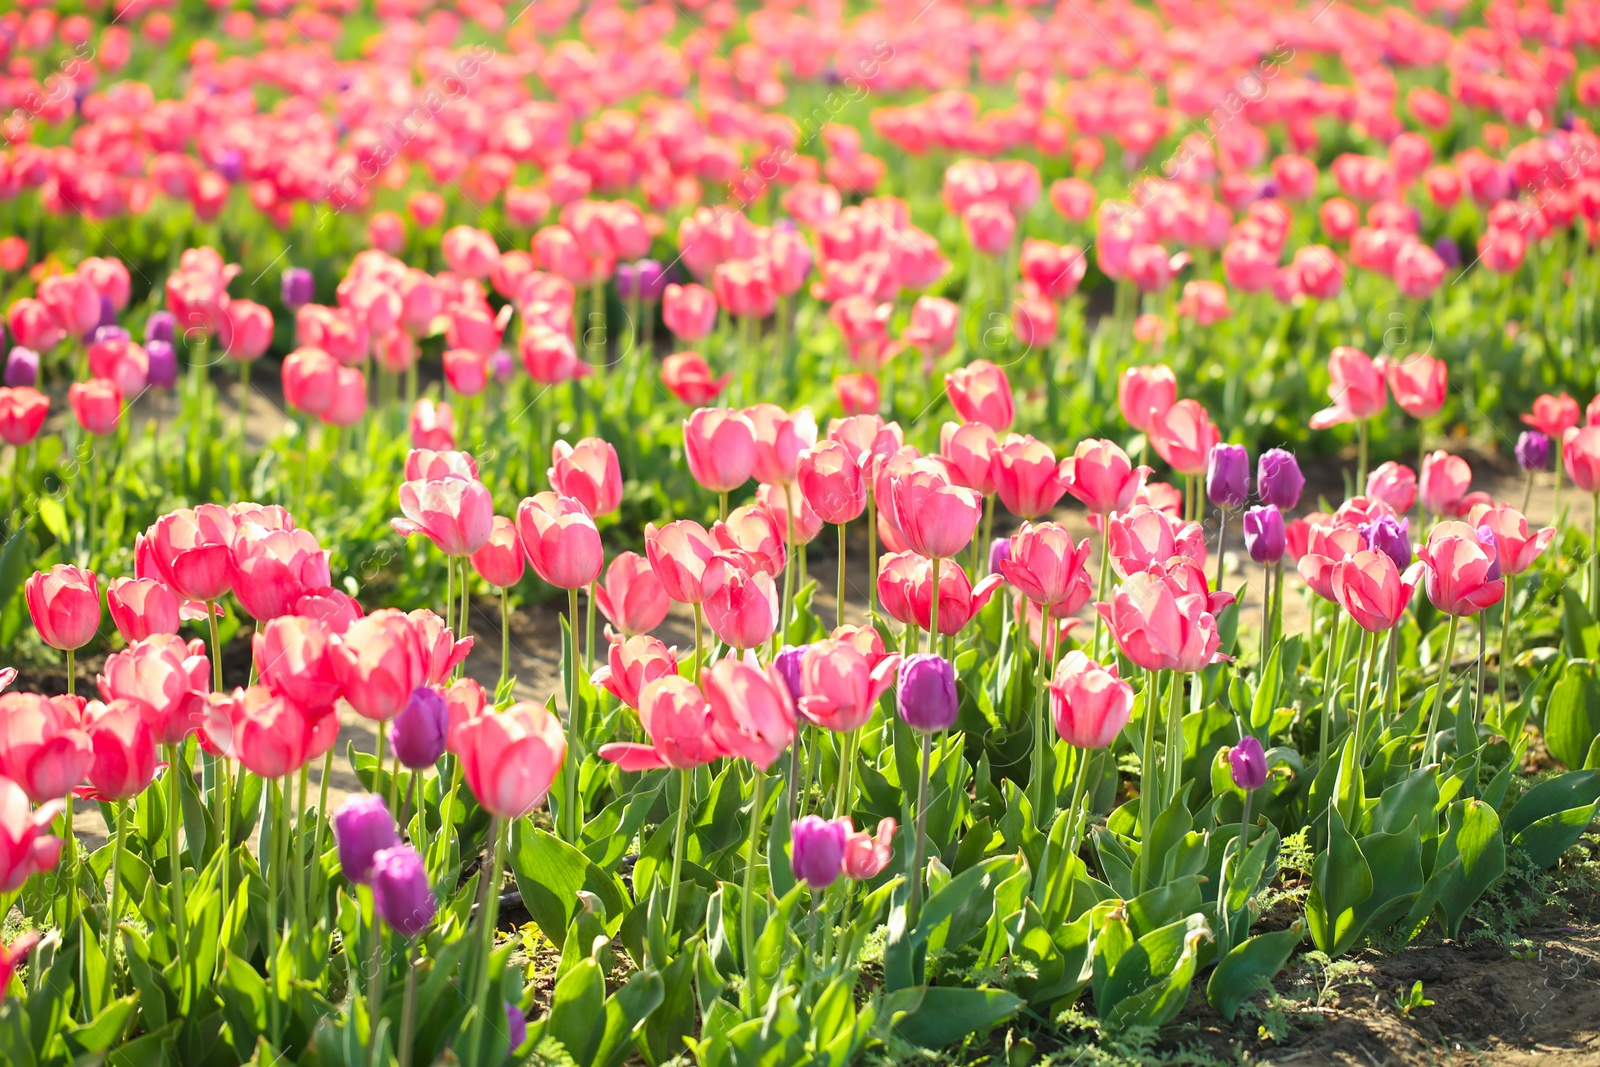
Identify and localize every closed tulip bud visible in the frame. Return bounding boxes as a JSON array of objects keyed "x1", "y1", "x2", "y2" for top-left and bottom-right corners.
[
  {"x1": 1242, "y1": 506, "x2": 1287, "y2": 565},
  {"x1": 548, "y1": 438, "x2": 623, "y2": 518},
  {"x1": 281, "y1": 267, "x2": 314, "y2": 310},
  {"x1": 1516, "y1": 431, "x2": 1551, "y2": 472},
  {"x1": 790, "y1": 814, "x2": 848, "y2": 888},
  {"x1": 0, "y1": 778, "x2": 63, "y2": 893},
  {"x1": 145, "y1": 310, "x2": 177, "y2": 344},
  {"x1": 1062, "y1": 439, "x2": 1147, "y2": 515},
  {"x1": 662, "y1": 282, "x2": 717, "y2": 341},
  {"x1": 705, "y1": 564, "x2": 780, "y2": 650},
  {"x1": 230, "y1": 685, "x2": 336, "y2": 779},
  {"x1": 600, "y1": 676, "x2": 726, "y2": 770},
  {"x1": 1228, "y1": 736, "x2": 1268, "y2": 791},
  {"x1": 1332, "y1": 550, "x2": 1420, "y2": 633},
  {"x1": 4, "y1": 347, "x2": 38, "y2": 388},
  {"x1": 145, "y1": 340, "x2": 178, "y2": 390},
  {"x1": 457, "y1": 702, "x2": 567, "y2": 818},
  {"x1": 1150, "y1": 399, "x2": 1221, "y2": 477},
  {"x1": 1205, "y1": 444, "x2": 1249, "y2": 510},
  {"x1": 1255, "y1": 448, "x2": 1305, "y2": 509},
  {"x1": 1366, "y1": 461, "x2": 1418, "y2": 513},
  {"x1": 107, "y1": 577, "x2": 181, "y2": 642},
  {"x1": 333, "y1": 793, "x2": 398, "y2": 885},
  {"x1": 797, "y1": 441, "x2": 867, "y2": 525},
  {"x1": 515, "y1": 492, "x2": 603, "y2": 590},
  {"x1": 390, "y1": 686, "x2": 449, "y2": 769},
  {"x1": 798, "y1": 639, "x2": 901, "y2": 733},
  {"x1": 98, "y1": 634, "x2": 209, "y2": 746},
  {"x1": 1419, "y1": 451, "x2": 1472, "y2": 516},
  {"x1": 26, "y1": 565, "x2": 101, "y2": 651},
  {"x1": 83, "y1": 699, "x2": 159, "y2": 801},
  {"x1": 661, "y1": 352, "x2": 730, "y2": 406},
  {"x1": 1566, "y1": 426, "x2": 1600, "y2": 493},
  {"x1": 993, "y1": 434, "x2": 1069, "y2": 520},
  {"x1": 141, "y1": 504, "x2": 237, "y2": 604},
  {"x1": 69, "y1": 378, "x2": 121, "y2": 436},
  {"x1": 470, "y1": 516, "x2": 525, "y2": 589},
  {"x1": 988, "y1": 537, "x2": 1011, "y2": 575},
  {"x1": 1117, "y1": 364, "x2": 1178, "y2": 433},
  {"x1": 746, "y1": 404, "x2": 817, "y2": 486},
  {"x1": 889, "y1": 457, "x2": 983, "y2": 560},
  {"x1": 896, "y1": 653, "x2": 958, "y2": 733},
  {"x1": 683, "y1": 407, "x2": 758, "y2": 494},
  {"x1": 944, "y1": 360, "x2": 1014, "y2": 431},
  {"x1": 371, "y1": 844, "x2": 435, "y2": 937},
  {"x1": 1049, "y1": 651, "x2": 1134, "y2": 749}
]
